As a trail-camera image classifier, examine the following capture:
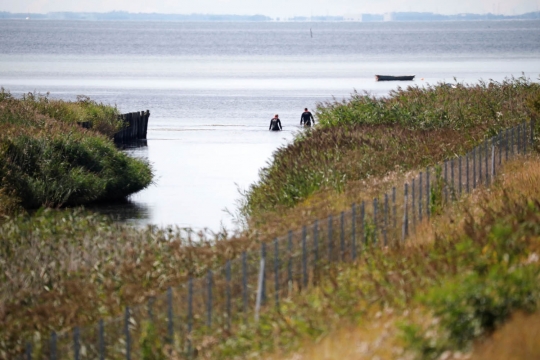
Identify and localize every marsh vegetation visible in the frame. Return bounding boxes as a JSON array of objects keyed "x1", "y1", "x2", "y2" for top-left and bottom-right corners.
[{"x1": 2, "y1": 77, "x2": 540, "y2": 358}]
